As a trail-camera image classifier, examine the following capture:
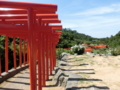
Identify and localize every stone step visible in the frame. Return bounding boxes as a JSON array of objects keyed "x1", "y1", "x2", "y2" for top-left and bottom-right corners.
[
  {"x1": 49, "y1": 75, "x2": 54, "y2": 80},
  {"x1": 46, "y1": 80, "x2": 54, "y2": 86}
]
